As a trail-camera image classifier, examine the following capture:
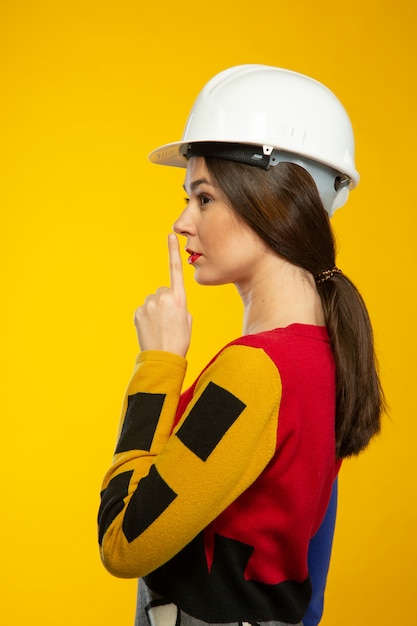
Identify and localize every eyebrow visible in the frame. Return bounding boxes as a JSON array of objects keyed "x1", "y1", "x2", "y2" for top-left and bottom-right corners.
[{"x1": 183, "y1": 177, "x2": 214, "y2": 193}]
